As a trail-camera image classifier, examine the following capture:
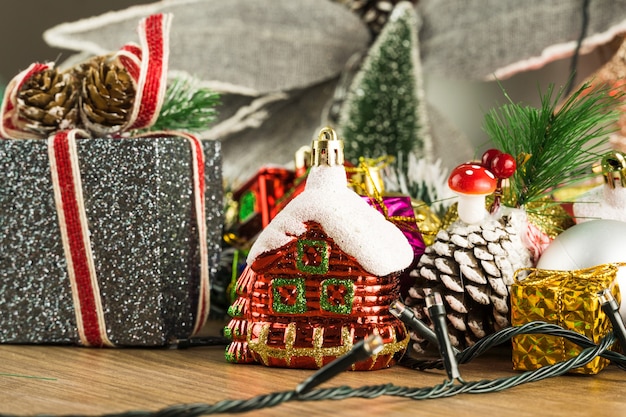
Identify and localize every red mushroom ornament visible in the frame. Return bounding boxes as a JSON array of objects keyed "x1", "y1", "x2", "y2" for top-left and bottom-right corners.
[{"x1": 448, "y1": 163, "x2": 497, "y2": 224}]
